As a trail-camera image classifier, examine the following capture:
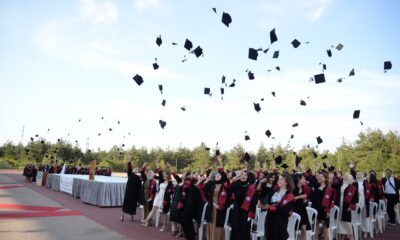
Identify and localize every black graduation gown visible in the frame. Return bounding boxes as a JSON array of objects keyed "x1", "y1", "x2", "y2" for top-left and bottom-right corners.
[
  {"x1": 122, "y1": 165, "x2": 142, "y2": 215},
  {"x1": 170, "y1": 184, "x2": 183, "y2": 222},
  {"x1": 293, "y1": 187, "x2": 310, "y2": 229},
  {"x1": 181, "y1": 182, "x2": 201, "y2": 240},
  {"x1": 230, "y1": 181, "x2": 257, "y2": 240},
  {"x1": 204, "y1": 181, "x2": 228, "y2": 227},
  {"x1": 264, "y1": 191, "x2": 295, "y2": 240},
  {"x1": 334, "y1": 183, "x2": 358, "y2": 222}
]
